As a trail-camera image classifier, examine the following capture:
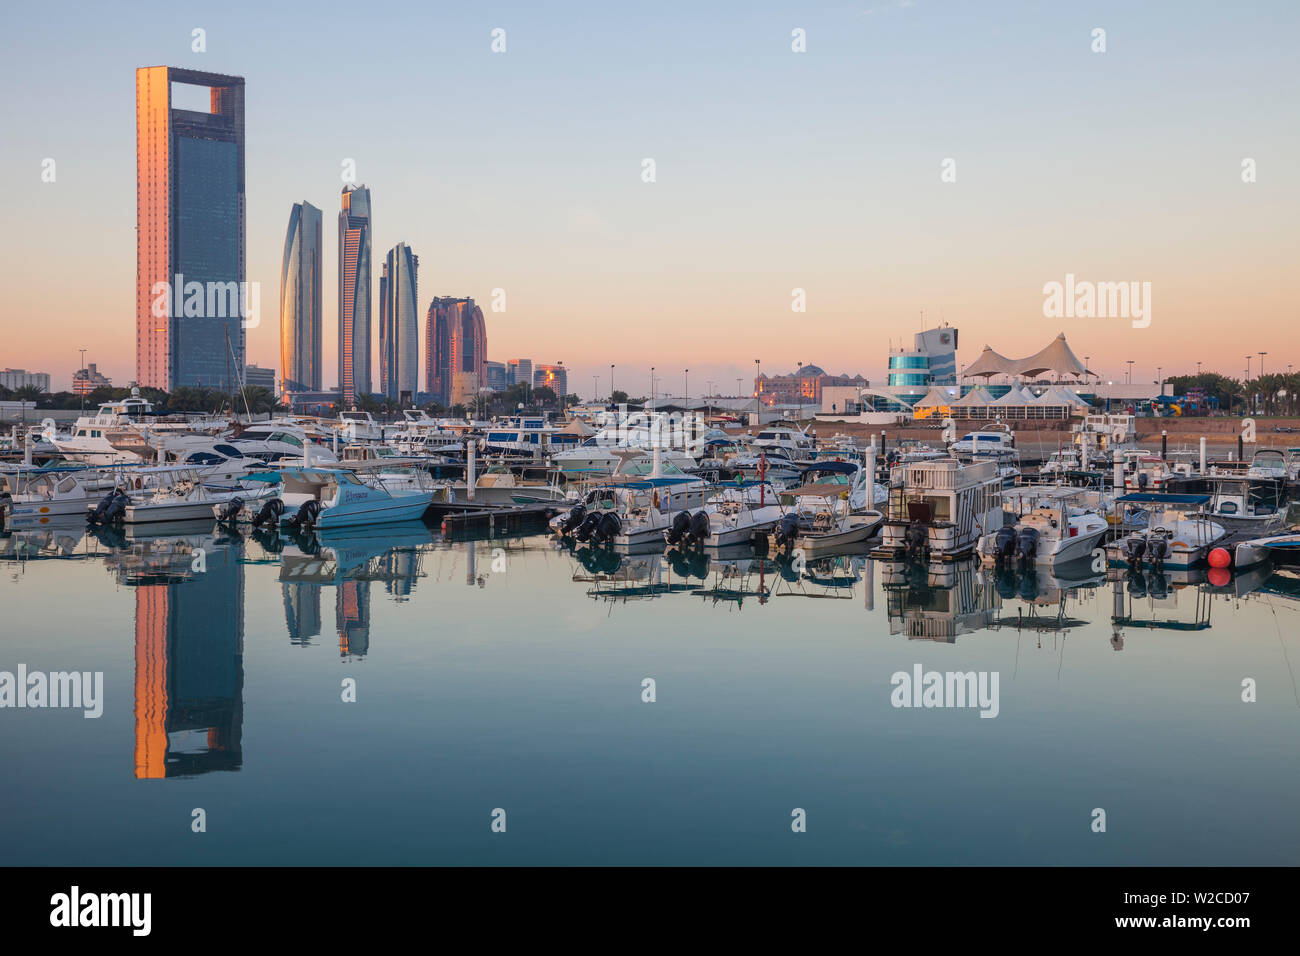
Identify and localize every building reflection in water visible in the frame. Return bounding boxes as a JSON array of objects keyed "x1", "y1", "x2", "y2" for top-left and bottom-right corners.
[
  {"x1": 279, "y1": 525, "x2": 433, "y2": 660},
  {"x1": 117, "y1": 531, "x2": 245, "y2": 779}
]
